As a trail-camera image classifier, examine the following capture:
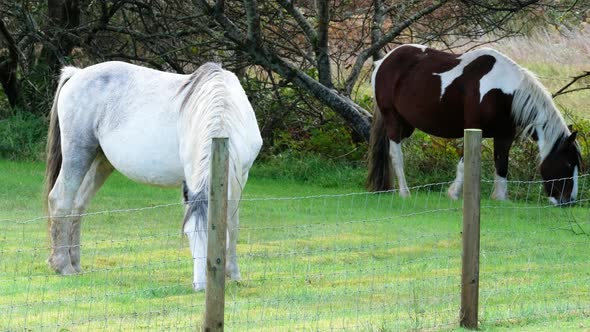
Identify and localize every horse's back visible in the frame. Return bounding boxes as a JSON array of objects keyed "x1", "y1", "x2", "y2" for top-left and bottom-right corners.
[
  {"x1": 375, "y1": 45, "x2": 461, "y2": 115},
  {"x1": 374, "y1": 45, "x2": 464, "y2": 137},
  {"x1": 55, "y1": 61, "x2": 261, "y2": 188},
  {"x1": 57, "y1": 61, "x2": 187, "y2": 124},
  {"x1": 56, "y1": 61, "x2": 188, "y2": 186},
  {"x1": 374, "y1": 45, "x2": 521, "y2": 138}
]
